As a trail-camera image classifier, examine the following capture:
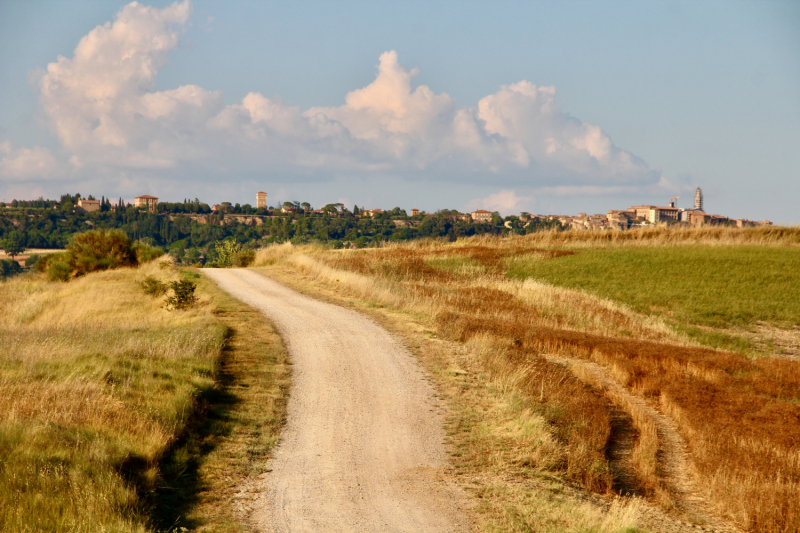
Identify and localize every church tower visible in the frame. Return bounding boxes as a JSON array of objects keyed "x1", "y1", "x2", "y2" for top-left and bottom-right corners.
[{"x1": 694, "y1": 187, "x2": 703, "y2": 211}]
